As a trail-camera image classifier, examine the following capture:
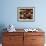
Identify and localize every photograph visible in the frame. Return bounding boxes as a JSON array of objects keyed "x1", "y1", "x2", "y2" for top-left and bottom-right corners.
[{"x1": 17, "y1": 7, "x2": 35, "y2": 22}]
